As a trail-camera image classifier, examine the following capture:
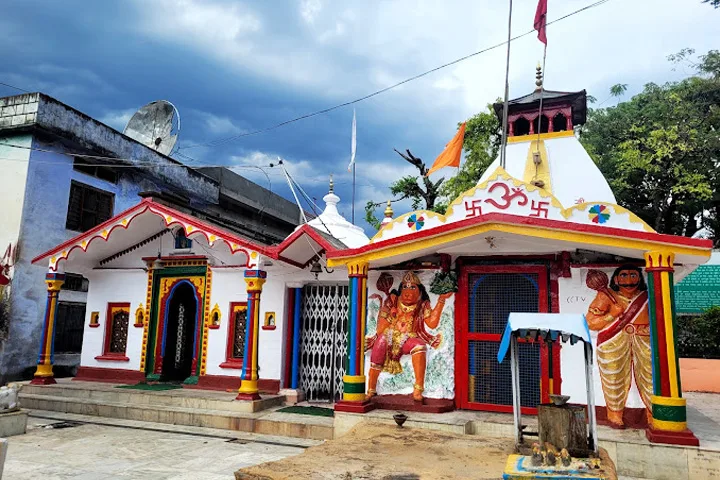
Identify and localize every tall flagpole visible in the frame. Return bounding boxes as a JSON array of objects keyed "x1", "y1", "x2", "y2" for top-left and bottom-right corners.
[
  {"x1": 535, "y1": 42, "x2": 547, "y2": 153},
  {"x1": 352, "y1": 162, "x2": 356, "y2": 224},
  {"x1": 499, "y1": 0, "x2": 513, "y2": 169},
  {"x1": 349, "y1": 109, "x2": 357, "y2": 224}
]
